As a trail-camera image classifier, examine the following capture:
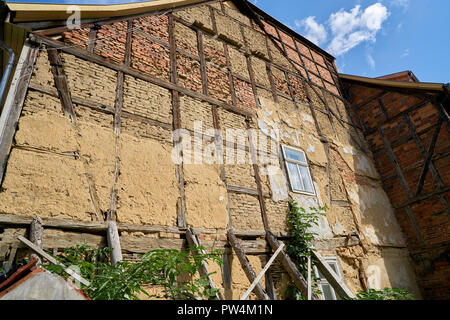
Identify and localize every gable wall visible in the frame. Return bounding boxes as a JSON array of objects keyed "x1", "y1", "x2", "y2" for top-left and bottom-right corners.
[{"x1": 0, "y1": 0, "x2": 421, "y2": 299}]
